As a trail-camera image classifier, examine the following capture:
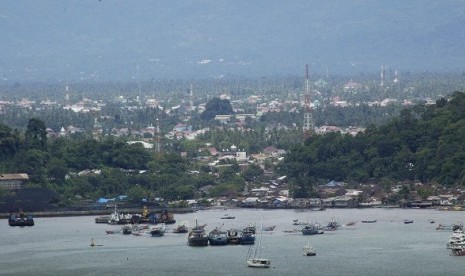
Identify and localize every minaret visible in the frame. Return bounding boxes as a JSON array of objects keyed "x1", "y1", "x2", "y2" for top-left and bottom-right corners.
[{"x1": 302, "y1": 64, "x2": 314, "y2": 138}]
